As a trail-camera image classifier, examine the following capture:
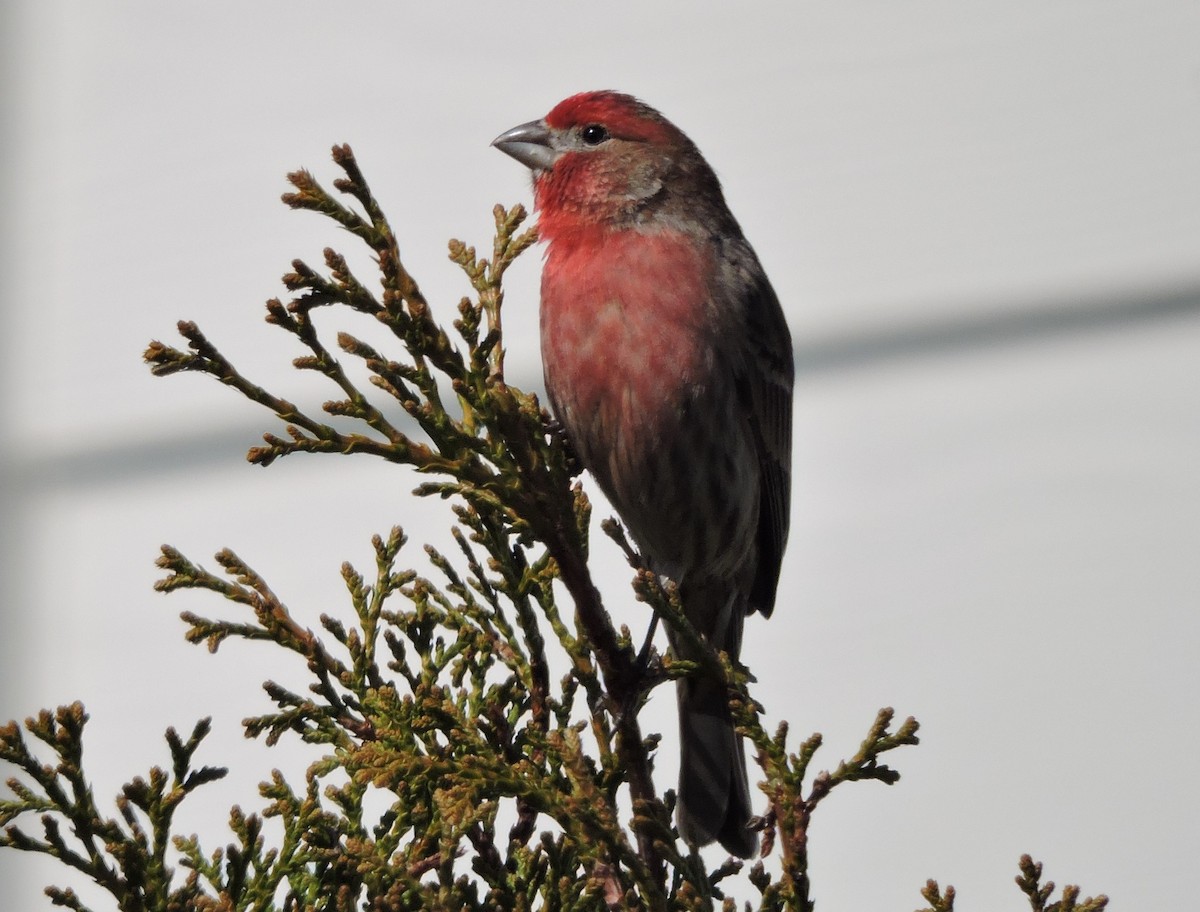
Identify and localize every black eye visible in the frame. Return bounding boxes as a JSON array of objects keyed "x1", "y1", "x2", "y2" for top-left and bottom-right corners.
[{"x1": 580, "y1": 124, "x2": 609, "y2": 145}]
